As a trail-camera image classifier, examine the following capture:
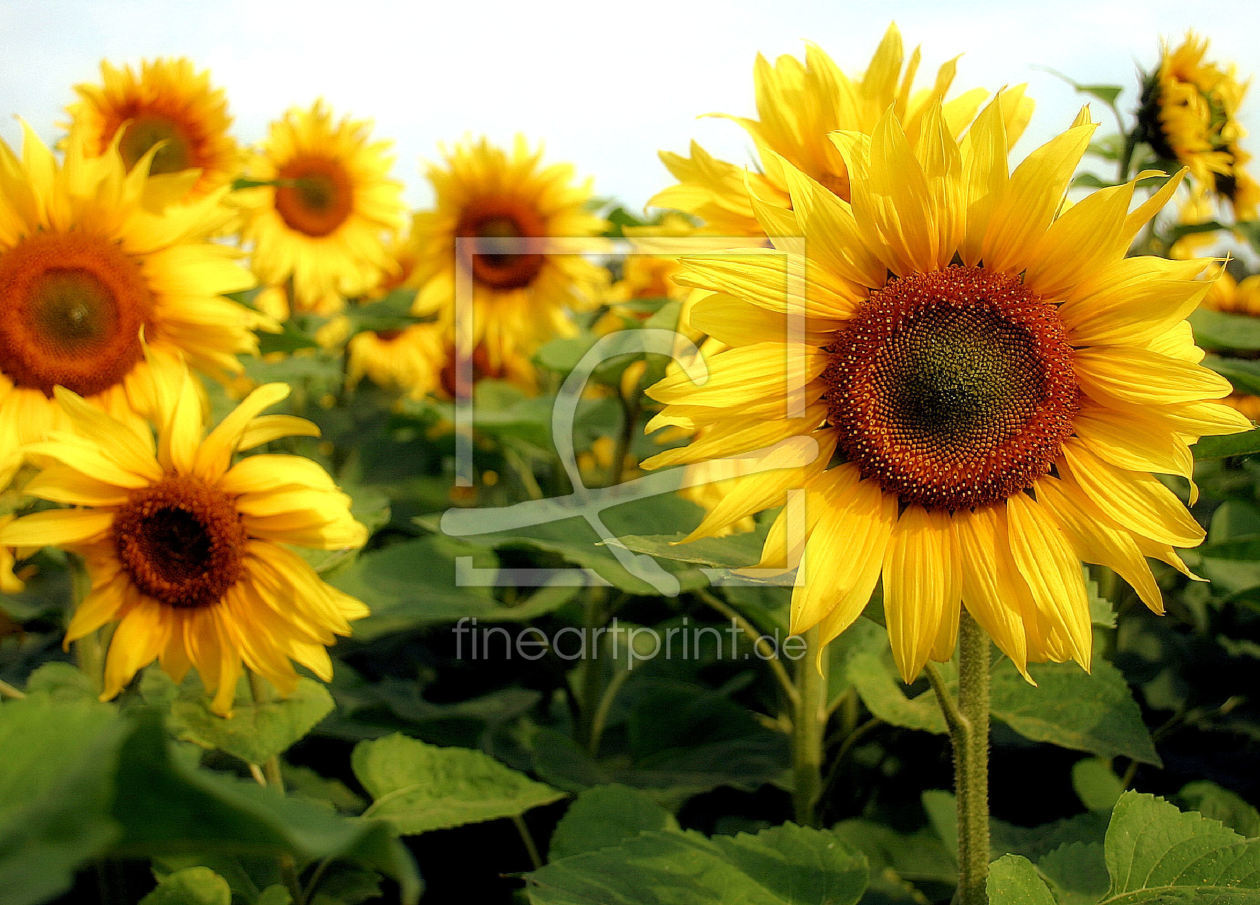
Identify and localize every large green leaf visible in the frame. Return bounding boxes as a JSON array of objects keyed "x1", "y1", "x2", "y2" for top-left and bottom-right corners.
[
  {"x1": 1102, "y1": 791, "x2": 1260, "y2": 902},
  {"x1": 847, "y1": 647, "x2": 1159, "y2": 764},
  {"x1": 351, "y1": 733, "x2": 566, "y2": 835},
  {"x1": 987, "y1": 855, "x2": 1057, "y2": 905},
  {"x1": 111, "y1": 712, "x2": 421, "y2": 903},
  {"x1": 166, "y1": 677, "x2": 335, "y2": 765},
  {"x1": 548, "y1": 784, "x2": 680, "y2": 860},
  {"x1": 527, "y1": 824, "x2": 868, "y2": 905},
  {"x1": 0, "y1": 698, "x2": 126, "y2": 905},
  {"x1": 1191, "y1": 309, "x2": 1260, "y2": 352}
]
